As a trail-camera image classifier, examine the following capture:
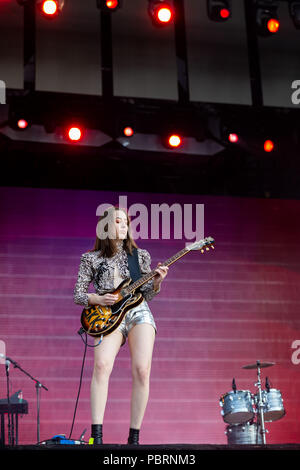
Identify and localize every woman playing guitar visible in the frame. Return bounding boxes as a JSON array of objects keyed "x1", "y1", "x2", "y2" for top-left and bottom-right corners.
[{"x1": 73, "y1": 205, "x2": 168, "y2": 445}]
